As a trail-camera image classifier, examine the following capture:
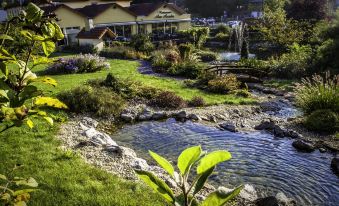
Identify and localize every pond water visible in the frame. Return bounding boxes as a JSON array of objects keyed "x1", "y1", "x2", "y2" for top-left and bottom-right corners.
[
  {"x1": 111, "y1": 119, "x2": 339, "y2": 206},
  {"x1": 219, "y1": 52, "x2": 256, "y2": 61}
]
